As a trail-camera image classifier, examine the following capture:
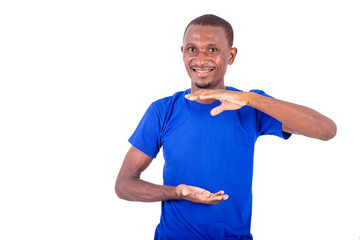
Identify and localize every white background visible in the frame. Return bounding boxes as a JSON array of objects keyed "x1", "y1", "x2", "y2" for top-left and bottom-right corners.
[{"x1": 1, "y1": 0, "x2": 359, "y2": 239}]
